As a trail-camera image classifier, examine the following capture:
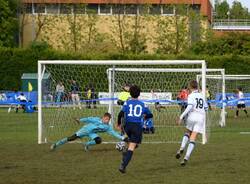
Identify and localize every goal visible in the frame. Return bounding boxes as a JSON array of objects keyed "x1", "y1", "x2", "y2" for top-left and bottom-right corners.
[
  {"x1": 38, "y1": 60, "x2": 207, "y2": 144},
  {"x1": 108, "y1": 68, "x2": 225, "y2": 143},
  {"x1": 202, "y1": 75, "x2": 250, "y2": 119}
]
